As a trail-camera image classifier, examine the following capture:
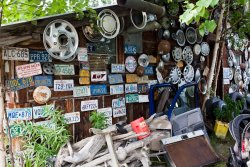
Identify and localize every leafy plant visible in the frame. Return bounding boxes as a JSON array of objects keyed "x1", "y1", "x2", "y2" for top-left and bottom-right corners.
[{"x1": 89, "y1": 111, "x2": 107, "y2": 129}]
